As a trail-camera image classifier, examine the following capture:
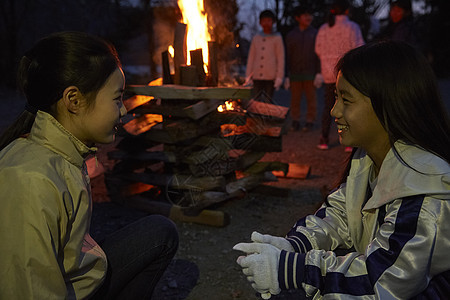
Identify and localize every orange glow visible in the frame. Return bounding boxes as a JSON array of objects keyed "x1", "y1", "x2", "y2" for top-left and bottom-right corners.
[
  {"x1": 217, "y1": 100, "x2": 235, "y2": 112},
  {"x1": 177, "y1": 0, "x2": 210, "y2": 72}
]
